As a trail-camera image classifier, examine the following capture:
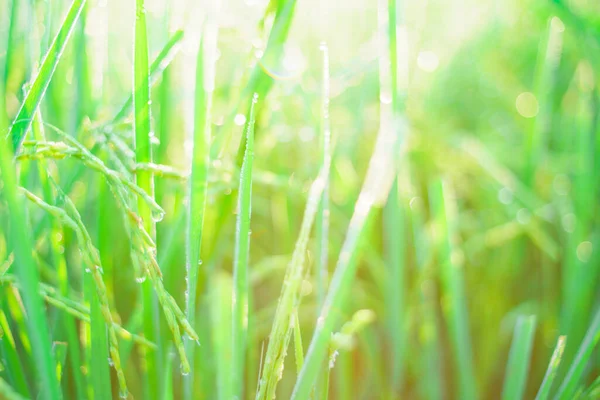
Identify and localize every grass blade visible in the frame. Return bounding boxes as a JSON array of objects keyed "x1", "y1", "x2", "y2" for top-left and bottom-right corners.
[
  {"x1": 430, "y1": 179, "x2": 477, "y2": 399},
  {"x1": 291, "y1": 103, "x2": 399, "y2": 400},
  {"x1": 232, "y1": 94, "x2": 258, "y2": 399},
  {"x1": 112, "y1": 29, "x2": 184, "y2": 125},
  {"x1": 535, "y1": 336, "x2": 566, "y2": 400},
  {"x1": 0, "y1": 133, "x2": 61, "y2": 399},
  {"x1": 554, "y1": 307, "x2": 600, "y2": 400},
  {"x1": 183, "y1": 13, "x2": 219, "y2": 399},
  {"x1": 502, "y1": 315, "x2": 537, "y2": 400},
  {"x1": 256, "y1": 155, "x2": 327, "y2": 400},
  {"x1": 134, "y1": 0, "x2": 162, "y2": 396},
  {"x1": 7, "y1": 0, "x2": 86, "y2": 153}
]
